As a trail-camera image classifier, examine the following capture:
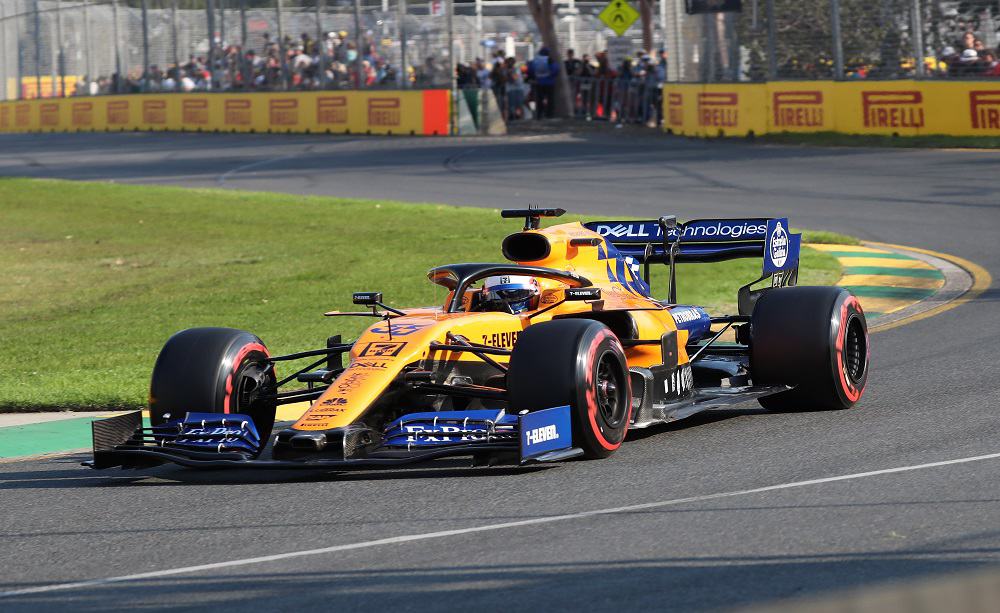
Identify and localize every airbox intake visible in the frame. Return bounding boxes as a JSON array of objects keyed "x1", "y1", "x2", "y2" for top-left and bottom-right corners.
[{"x1": 502, "y1": 232, "x2": 551, "y2": 262}]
